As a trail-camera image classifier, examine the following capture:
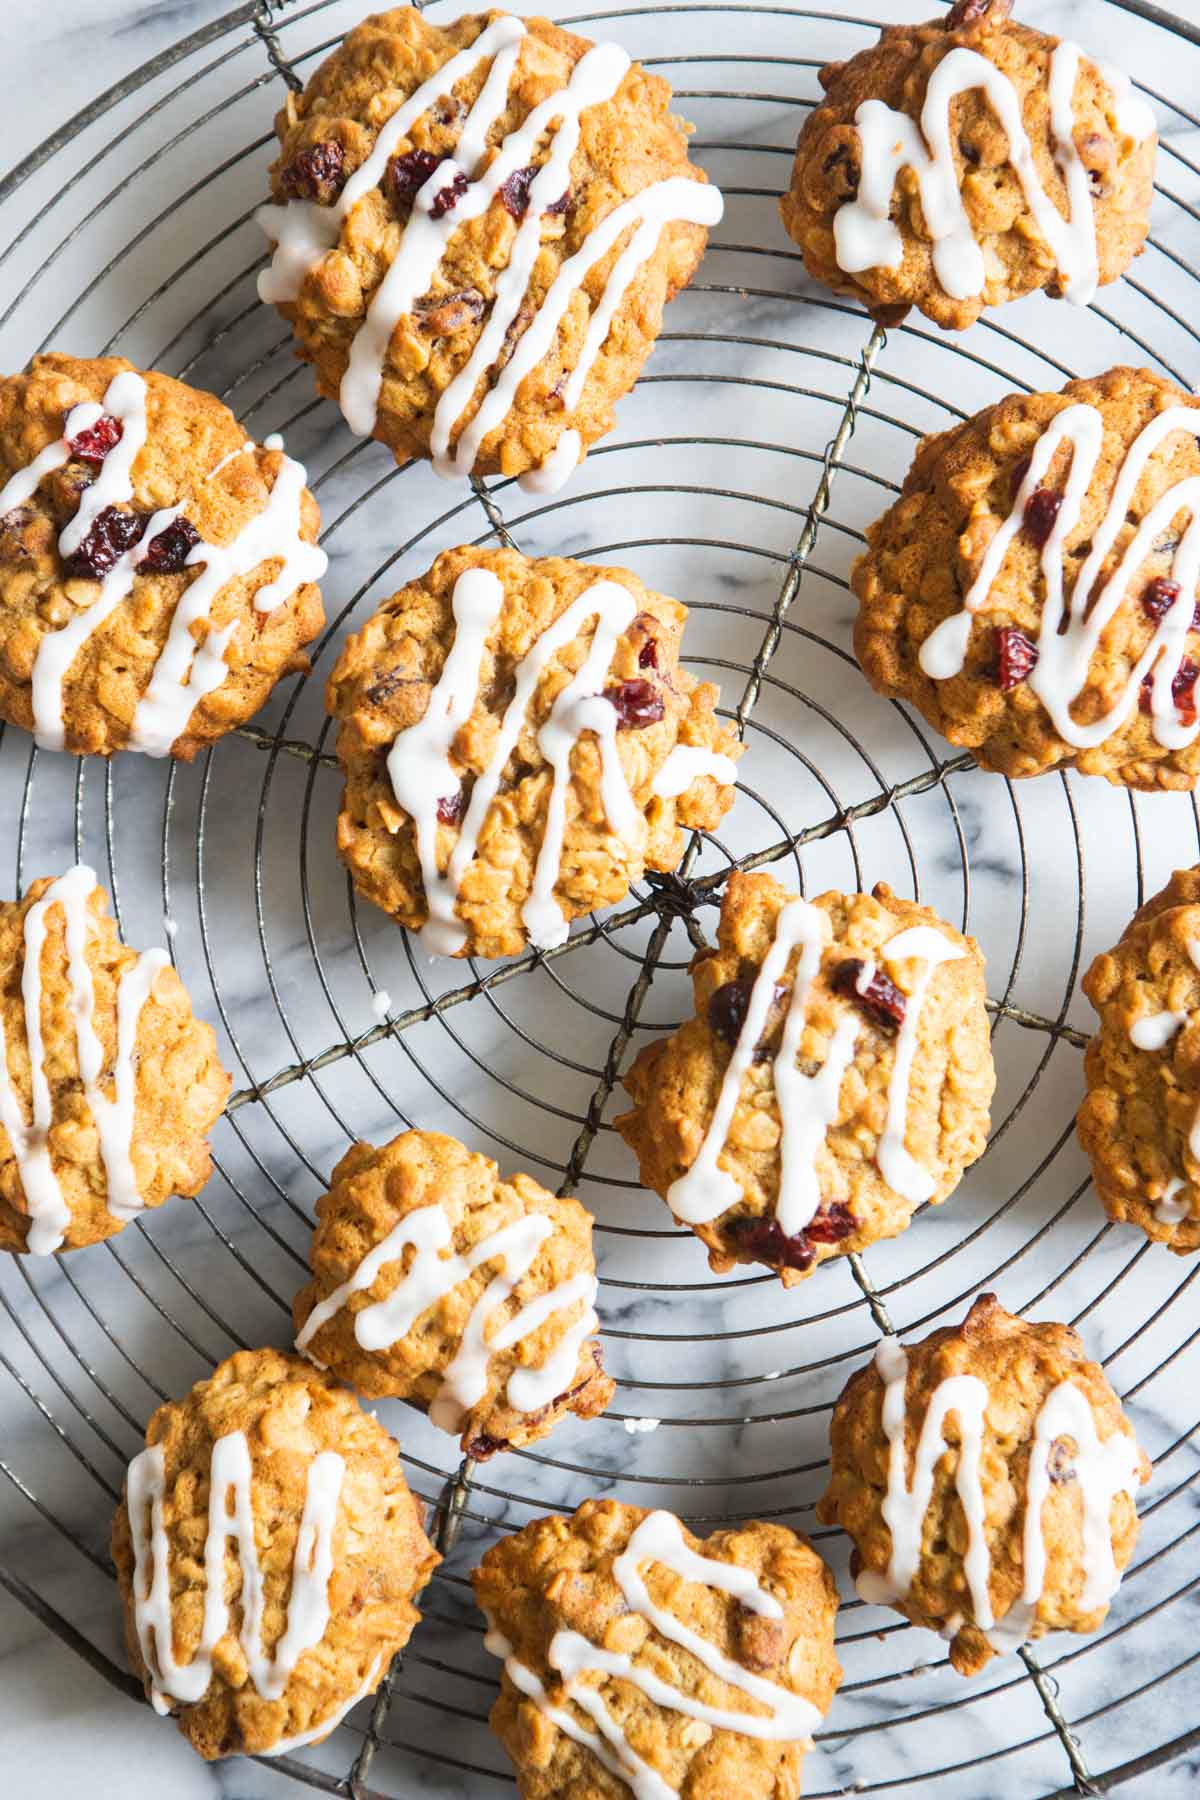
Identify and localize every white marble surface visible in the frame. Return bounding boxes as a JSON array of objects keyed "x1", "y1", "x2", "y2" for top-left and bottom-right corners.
[{"x1": 1, "y1": 1, "x2": 1199, "y2": 1795}]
